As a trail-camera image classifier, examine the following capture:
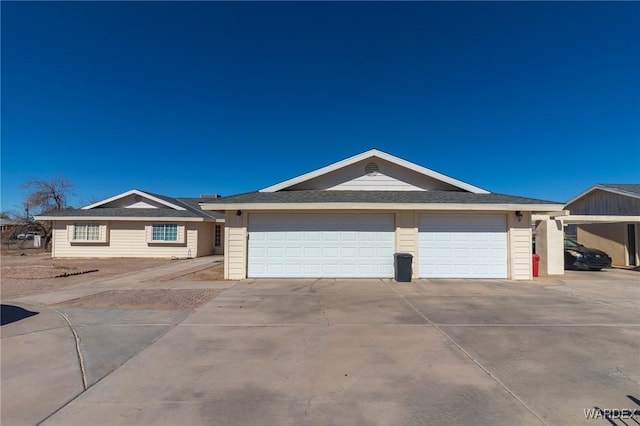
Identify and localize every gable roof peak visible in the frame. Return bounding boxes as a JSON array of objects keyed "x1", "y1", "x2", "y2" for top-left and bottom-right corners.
[
  {"x1": 81, "y1": 189, "x2": 186, "y2": 211},
  {"x1": 259, "y1": 149, "x2": 490, "y2": 194}
]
